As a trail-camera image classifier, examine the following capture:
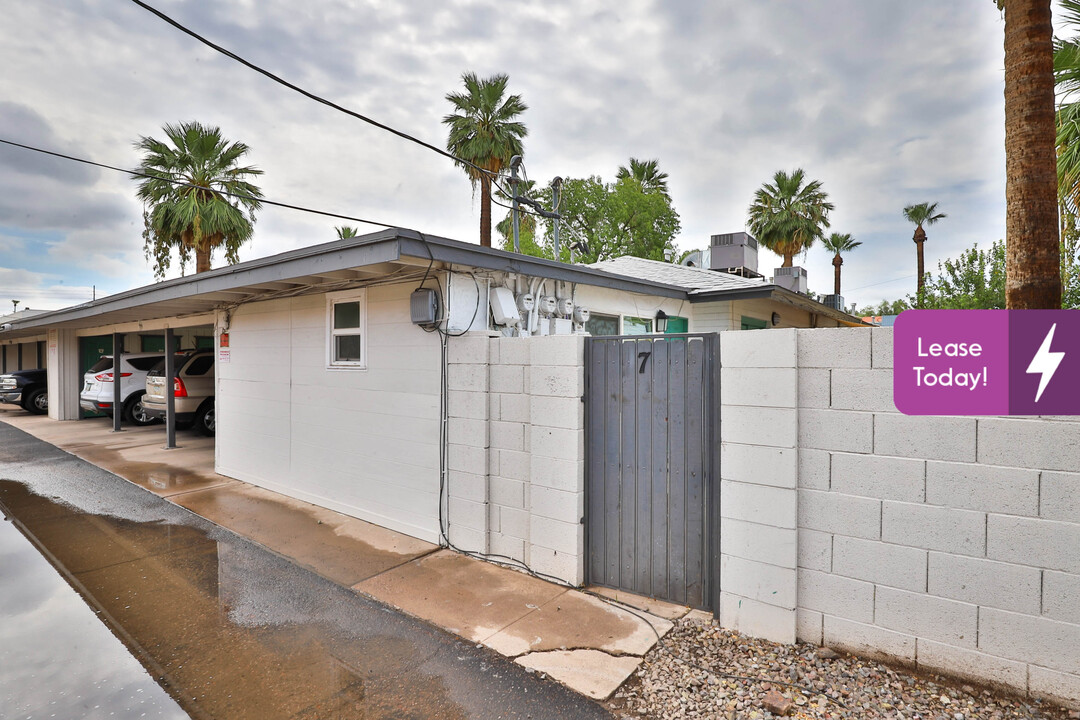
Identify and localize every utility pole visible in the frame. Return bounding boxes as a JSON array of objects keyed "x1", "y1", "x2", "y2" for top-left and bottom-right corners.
[{"x1": 510, "y1": 155, "x2": 522, "y2": 253}]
